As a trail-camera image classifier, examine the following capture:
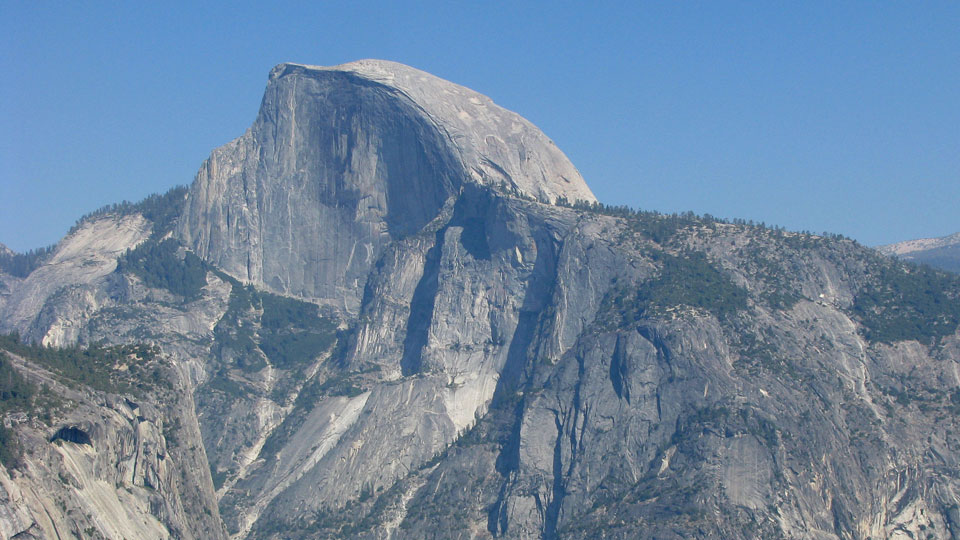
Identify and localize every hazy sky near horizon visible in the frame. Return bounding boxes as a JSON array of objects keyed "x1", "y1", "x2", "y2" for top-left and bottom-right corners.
[{"x1": 2, "y1": 2, "x2": 958, "y2": 252}]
